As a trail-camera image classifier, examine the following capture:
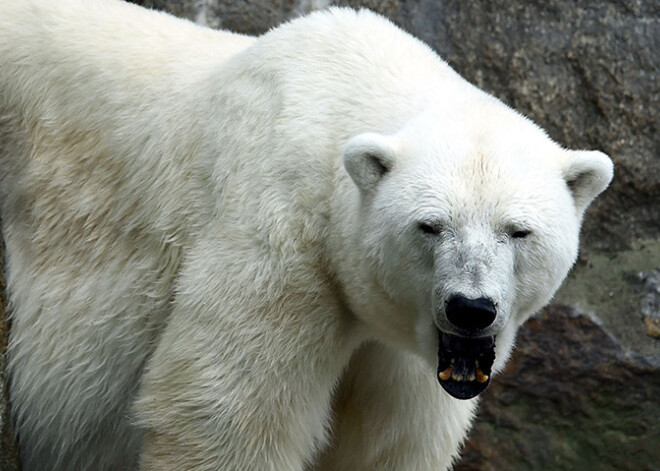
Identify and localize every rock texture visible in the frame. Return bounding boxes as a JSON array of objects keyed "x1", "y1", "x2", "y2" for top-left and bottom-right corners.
[
  {"x1": 133, "y1": 0, "x2": 330, "y2": 31},
  {"x1": 0, "y1": 0, "x2": 657, "y2": 469}
]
